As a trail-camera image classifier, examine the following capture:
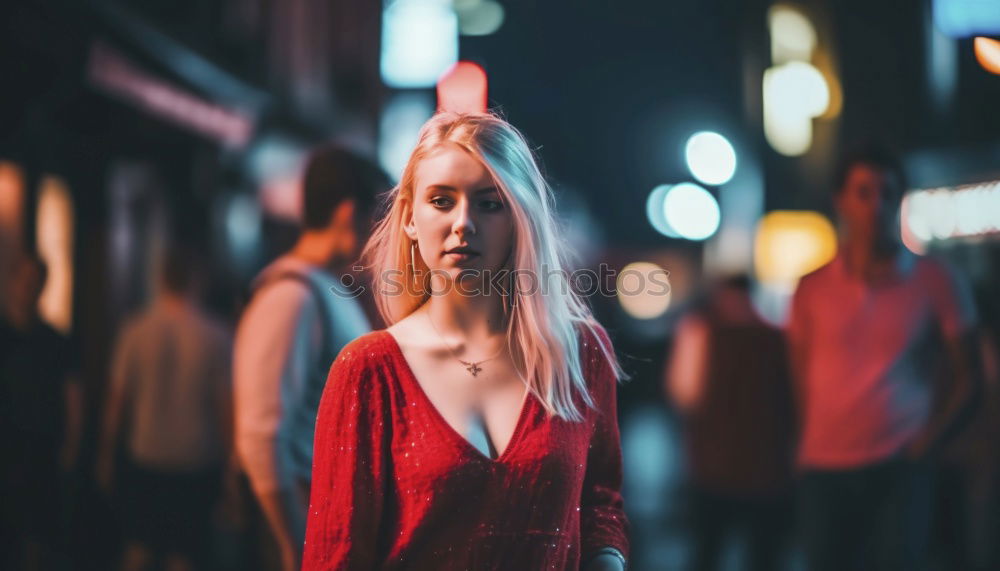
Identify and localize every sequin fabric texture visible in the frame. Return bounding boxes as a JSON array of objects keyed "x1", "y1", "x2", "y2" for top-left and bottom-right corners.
[{"x1": 302, "y1": 326, "x2": 629, "y2": 570}]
